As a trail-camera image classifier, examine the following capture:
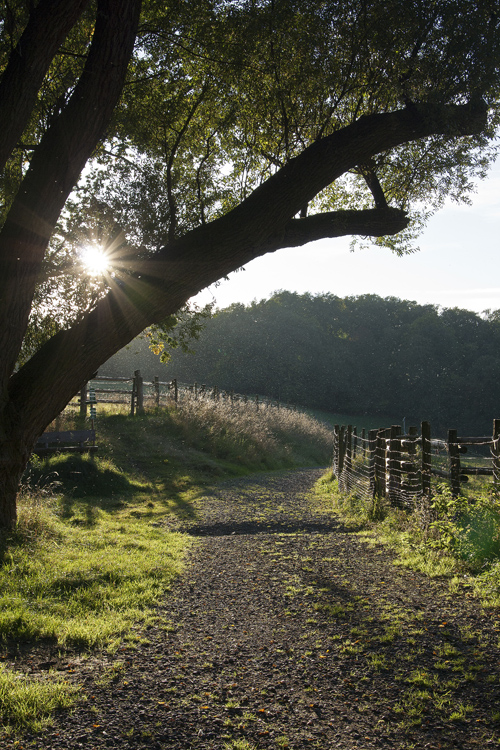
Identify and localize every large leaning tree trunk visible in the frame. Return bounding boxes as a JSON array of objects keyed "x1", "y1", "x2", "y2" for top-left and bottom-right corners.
[
  {"x1": 0, "y1": 0, "x2": 142, "y2": 529},
  {"x1": 0, "y1": 0, "x2": 492, "y2": 528}
]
